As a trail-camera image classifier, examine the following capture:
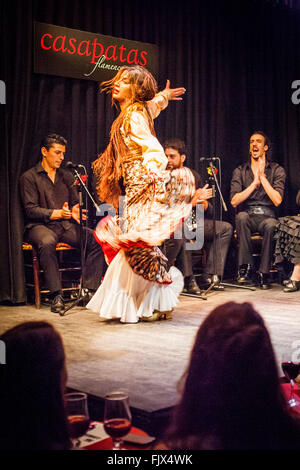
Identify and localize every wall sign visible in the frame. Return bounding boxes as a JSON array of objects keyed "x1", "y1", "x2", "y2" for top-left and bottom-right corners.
[{"x1": 34, "y1": 22, "x2": 159, "y2": 82}]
